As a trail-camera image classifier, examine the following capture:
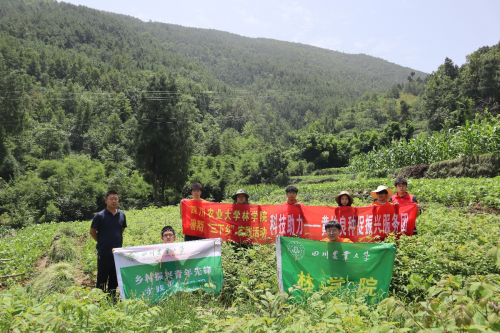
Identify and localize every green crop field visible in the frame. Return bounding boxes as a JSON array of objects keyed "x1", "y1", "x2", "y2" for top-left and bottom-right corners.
[{"x1": 1, "y1": 175, "x2": 500, "y2": 332}]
